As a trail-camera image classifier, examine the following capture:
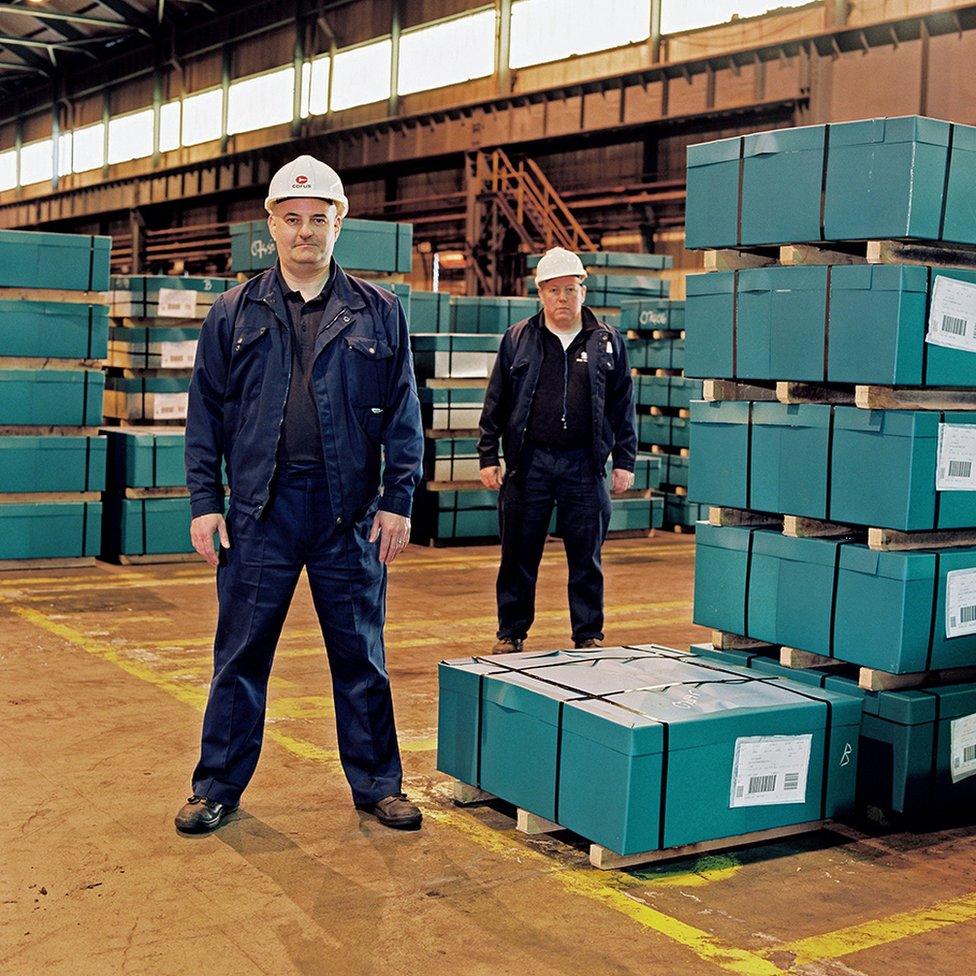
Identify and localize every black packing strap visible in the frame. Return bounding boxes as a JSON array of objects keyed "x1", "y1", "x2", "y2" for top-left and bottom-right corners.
[
  {"x1": 745, "y1": 401, "x2": 754, "y2": 509},
  {"x1": 658, "y1": 720, "x2": 670, "y2": 850},
  {"x1": 152, "y1": 434, "x2": 158, "y2": 489},
  {"x1": 819, "y1": 123, "x2": 831, "y2": 242},
  {"x1": 476, "y1": 672, "x2": 485, "y2": 783},
  {"x1": 735, "y1": 136, "x2": 745, "y2": 247},
  {"x1": 731, "y1": 270, "x2": 740, "y2": 379},
  {"x1": 81, "y1": 501, "x2": 89, "y2": 556},
  {"x1": 934, "y1": 410, "x2": 945, "y2": 528},
  {"x1": 825, "y1": 405, "x2": 836, "y2": 522},
  {"x1": 822, "y1": 266, "x2": 833, "y2": 383},
  {"x1": 743, "y1": 527, "x2": 756, "y2": 636},
  {"x1": 922, "y1": 267, "x2": 934, "y2": 384},
  {"x1": 144, "y1": 328, "x2": 151, "y2": 371},
  {"x1": 87, "y1": 305, "x2": 93, "y2": 360},
  {"x1": 82, "y1": 370, "x2": 90, "y2": 426},
  {"x1": 827, "y1": 536, "x2": 843, "y2": 659},
  {"x1": 141, "y1": 498, "x2": 148, "y2": 556},
  {"x1": 938, "y1": 122, "x2": 956, "y2": 241},
  {"x1": 925, "y1": 550, "x2": 941, "y2": 672},
  {"x1": 83, "y1": 435, "x2": 91, "y2": 492},
  {"x1": 88, "y1": 236, "x2": 95, "y2": 292},
  {"x1": 553, "y1": 700, "x2": 565, "y2": 824}
]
